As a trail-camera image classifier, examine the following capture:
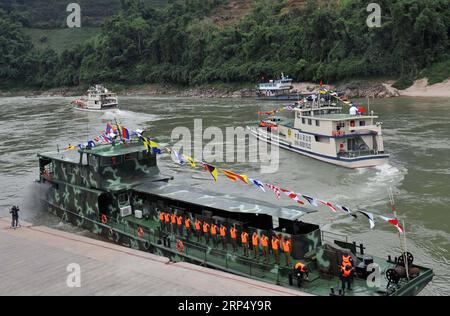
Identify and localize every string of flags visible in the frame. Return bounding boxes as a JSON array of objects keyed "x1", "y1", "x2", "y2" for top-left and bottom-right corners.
[{"x1": 64, "y1": 122, "x2": 405, "y2": 235}]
